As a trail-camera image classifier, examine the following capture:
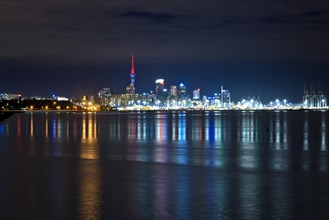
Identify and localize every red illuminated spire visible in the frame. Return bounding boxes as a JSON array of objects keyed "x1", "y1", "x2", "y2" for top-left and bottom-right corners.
[{"x1": 131, "y1": 52, "x2": 135, "y2": 75}]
